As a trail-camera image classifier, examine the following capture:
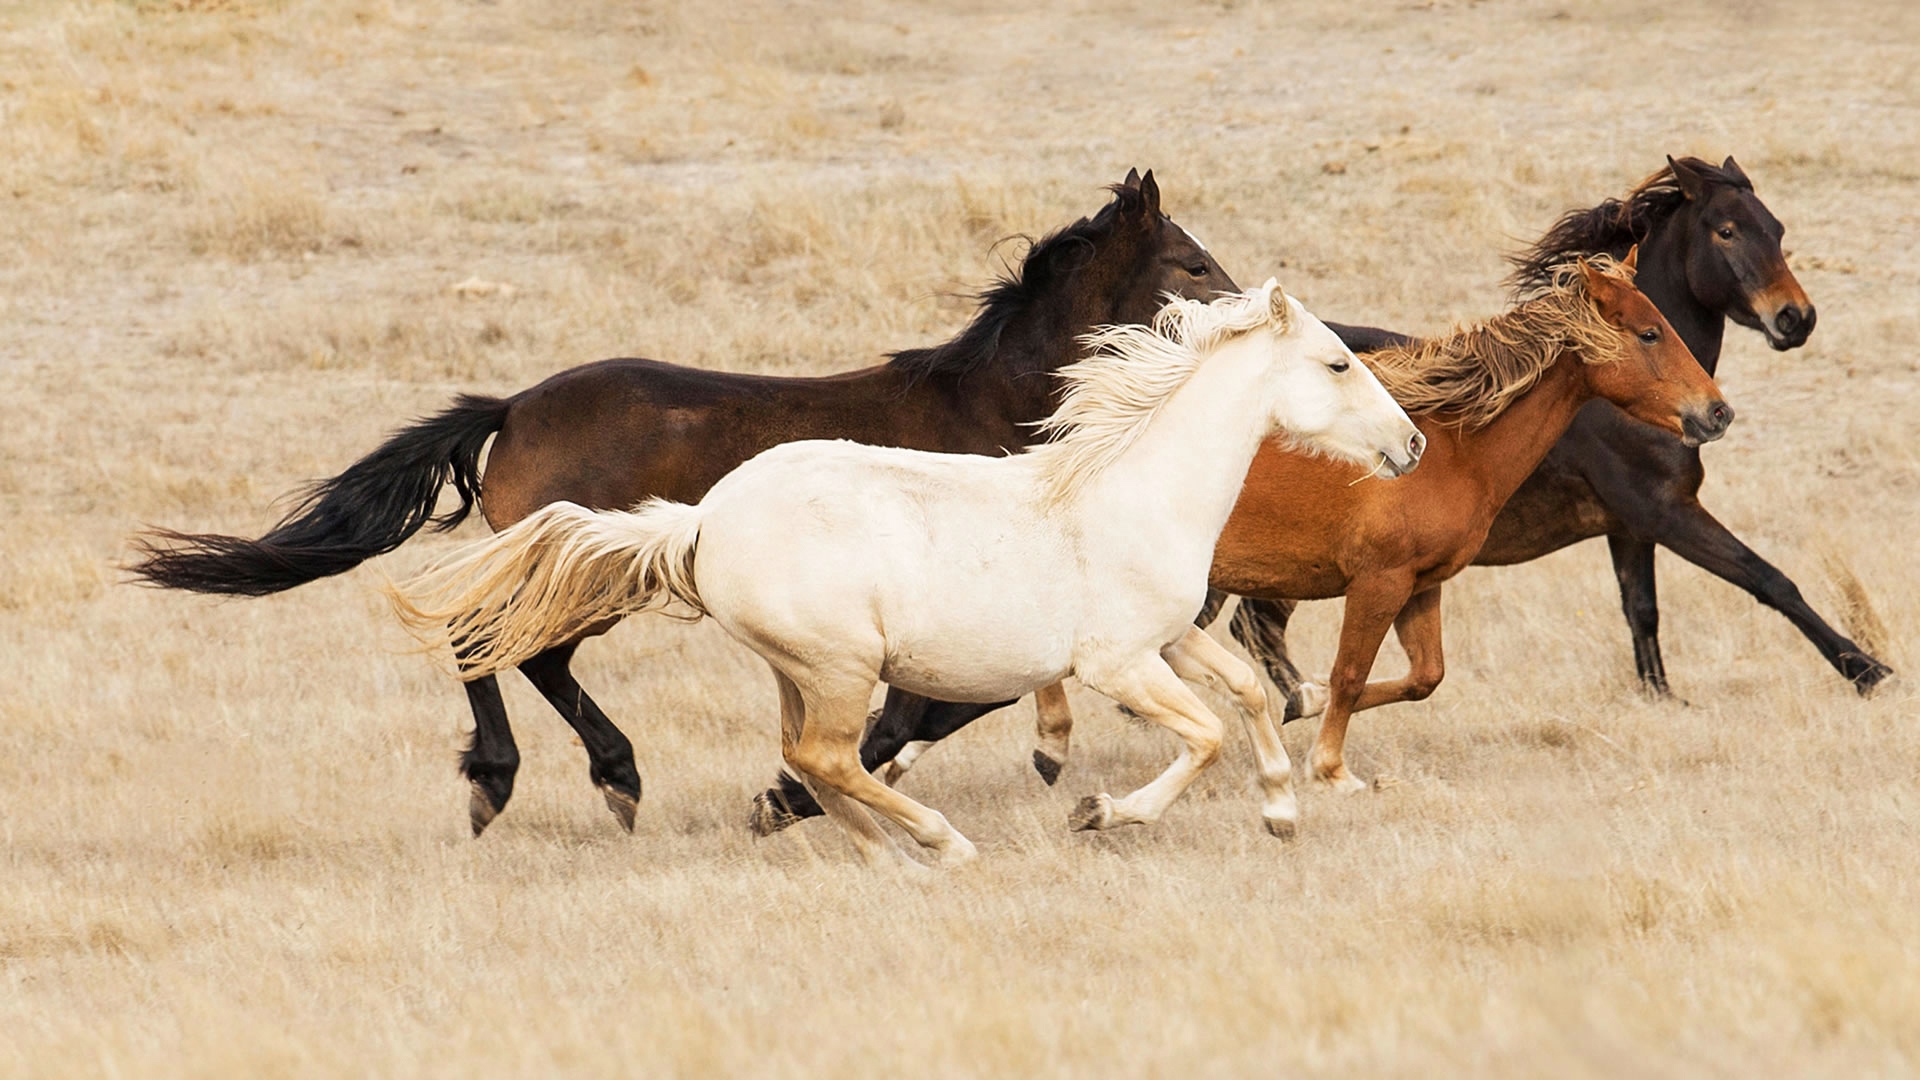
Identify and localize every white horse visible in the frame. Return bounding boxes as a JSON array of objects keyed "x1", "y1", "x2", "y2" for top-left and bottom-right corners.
[{"x1": 390, "y1": 281, "x2": 1424, "y2": 867}]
